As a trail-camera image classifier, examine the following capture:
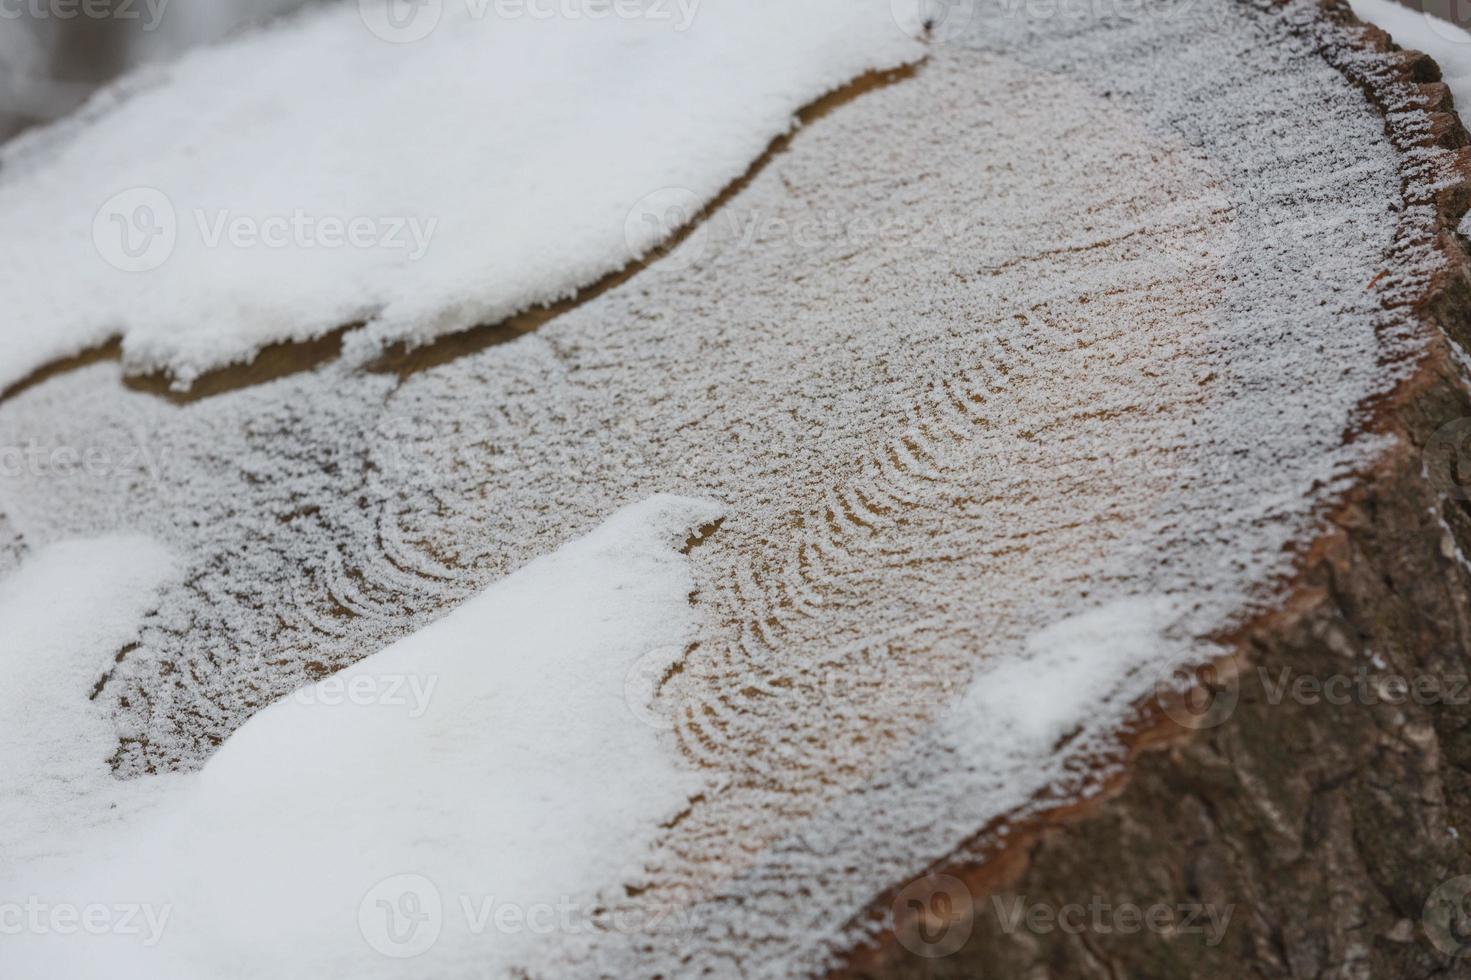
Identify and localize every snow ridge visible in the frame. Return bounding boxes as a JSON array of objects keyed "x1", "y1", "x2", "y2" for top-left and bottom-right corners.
[
  {"x1": 0, "y1": 0, "x2": 921, "y2": 391},
  {"x1": 1, "y1": 498, "x2": 718, "y2": 980}
]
